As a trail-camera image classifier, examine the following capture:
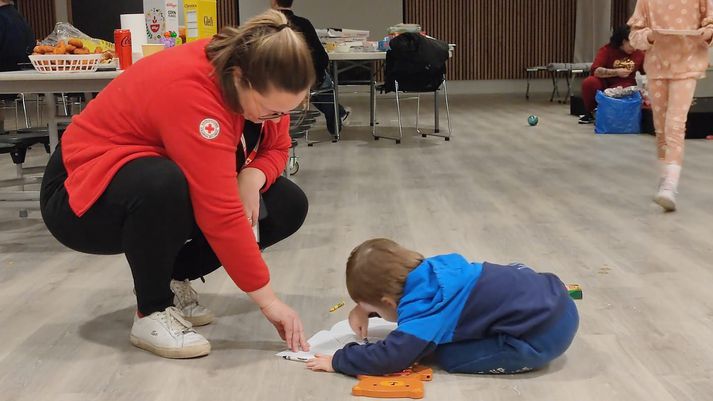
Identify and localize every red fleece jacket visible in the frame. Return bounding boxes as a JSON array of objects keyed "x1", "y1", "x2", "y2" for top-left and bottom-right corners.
[{"x1": 61, "y1": 40, "x2": 290, "y2": 292}]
